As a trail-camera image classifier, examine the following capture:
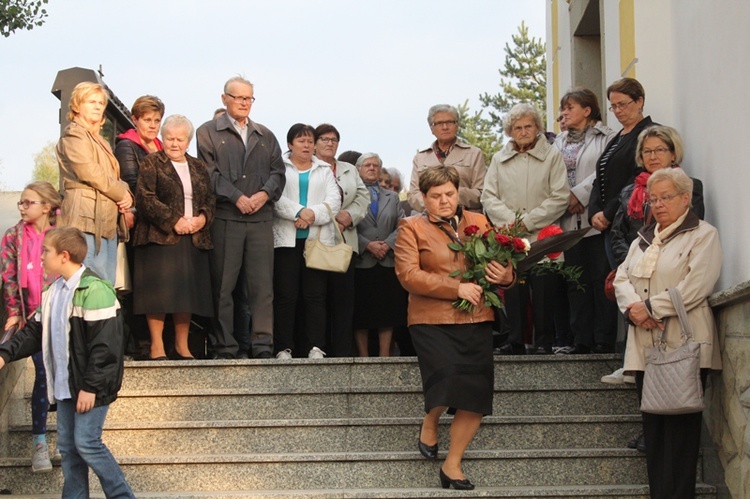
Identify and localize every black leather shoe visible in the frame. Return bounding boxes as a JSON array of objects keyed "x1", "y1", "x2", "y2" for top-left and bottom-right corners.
[
  {"x1": 593, "y1": 343, "x2": 614, "y2": 354},
  {"x1": 570, "y1": 344, "x2": 591, "y2": 354},
  {"x1": 255, "y1": 351, "x2": 273, "y2": 359},
  {"x1": 171, "y1": 353, "x2": 195, "y2": 360},
  {"x1": 439, "y1": 468, "x2": 475, "y2": 490},
  {"x1": 418, "y1": 439, "x2": 438, "y2": 459},
  {"x1": 627, "y1": 433, "x2": 646, "y2": 453},
  {"x1": 216, "y1": 352, "x2": 235, "y2": 360},
  {"x1": 497, "y1": 342, "x2": 526, "y2": 355}
]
